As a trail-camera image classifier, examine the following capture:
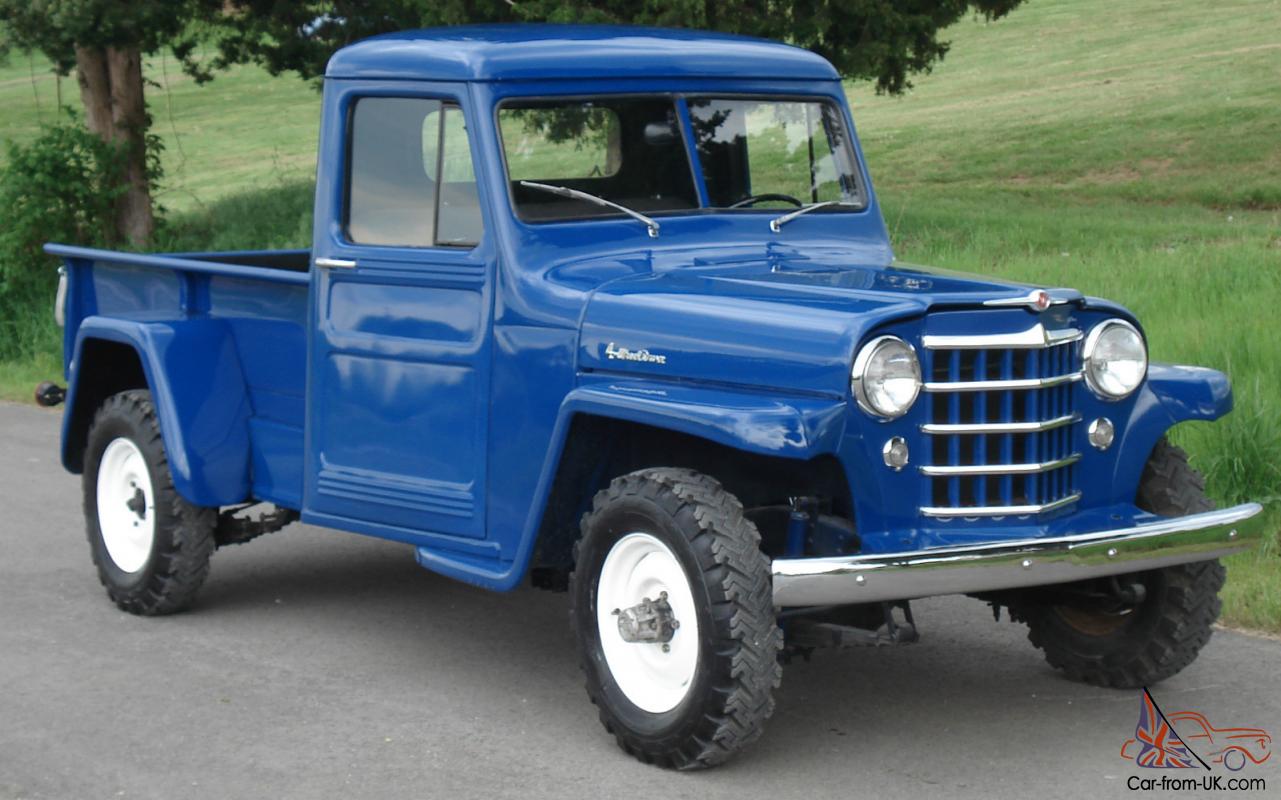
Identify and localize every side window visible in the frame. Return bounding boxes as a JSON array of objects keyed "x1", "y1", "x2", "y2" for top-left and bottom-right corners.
[
  {"x1": 436, "y1": 107, "x2": 483, "y2": 247},
  {"x1": 347, "y1": 97, "x2": 483, "y2": 248}
]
